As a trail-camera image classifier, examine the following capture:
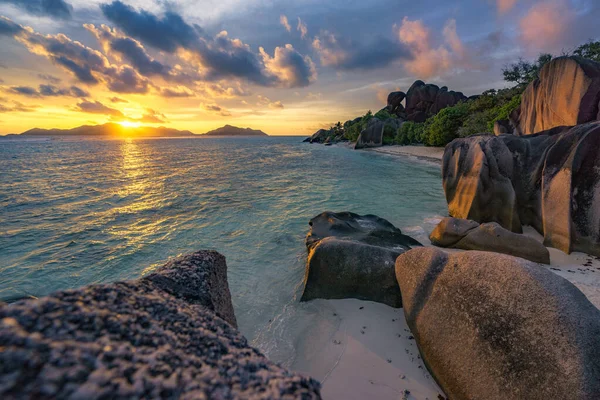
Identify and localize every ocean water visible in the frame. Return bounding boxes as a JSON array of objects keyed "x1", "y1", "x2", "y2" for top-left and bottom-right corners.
[{"x1": 0, "y1": 136, "x2": 447, "y2": 365}]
